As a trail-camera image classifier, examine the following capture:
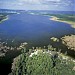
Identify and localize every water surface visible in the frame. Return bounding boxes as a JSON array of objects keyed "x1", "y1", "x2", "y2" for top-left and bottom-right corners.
[{"x1": 0, "y1": 12, "x2": 74, "y2": 47}]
